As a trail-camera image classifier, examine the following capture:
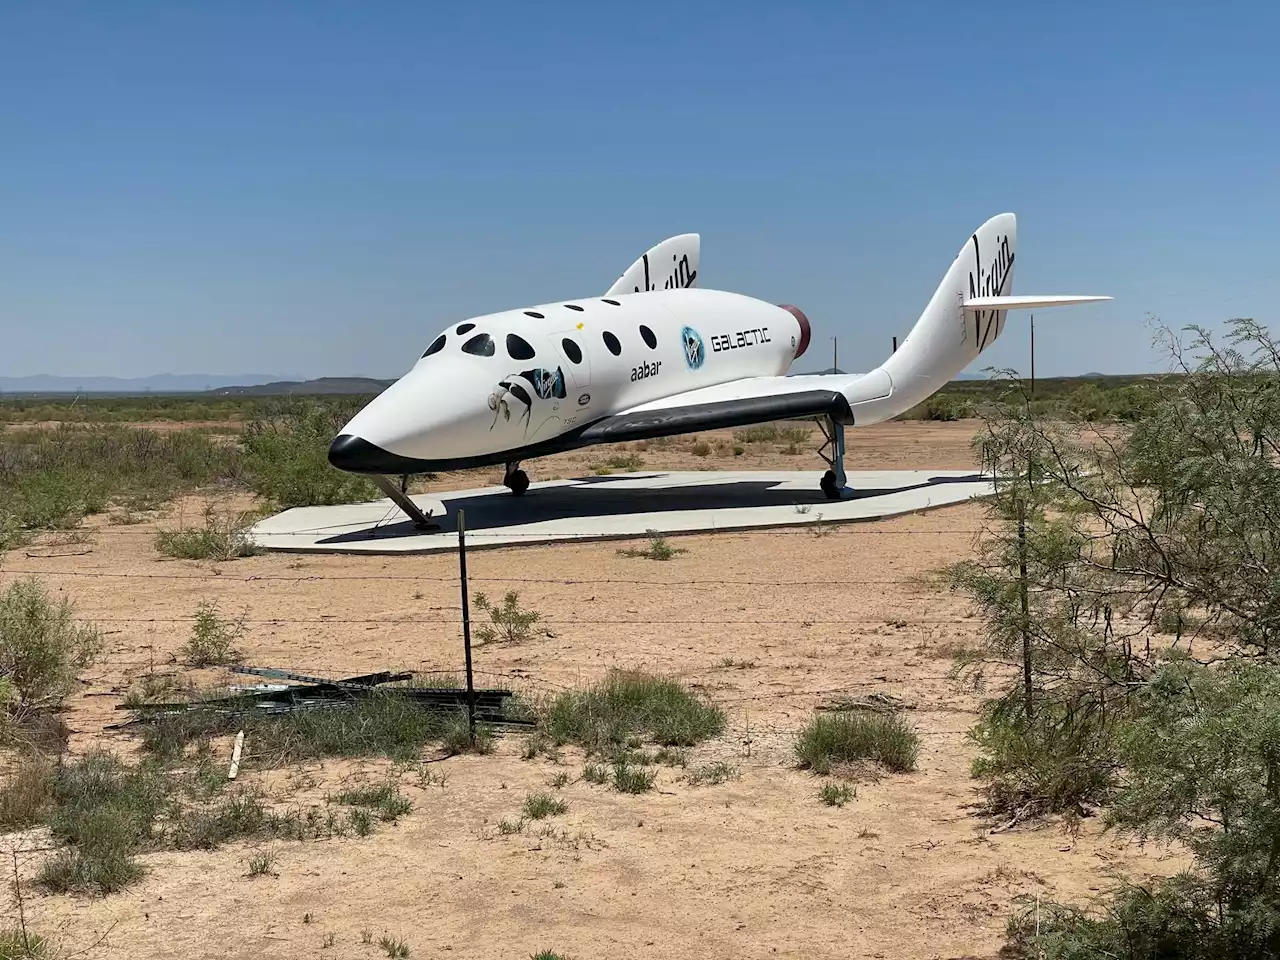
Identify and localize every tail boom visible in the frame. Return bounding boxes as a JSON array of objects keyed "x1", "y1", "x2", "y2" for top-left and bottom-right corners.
[{"x1": 838, "y1": 213, "x2": 1109, "y2": 426}]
